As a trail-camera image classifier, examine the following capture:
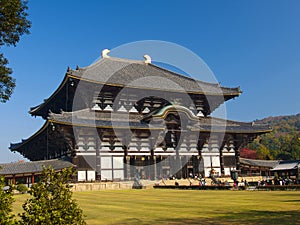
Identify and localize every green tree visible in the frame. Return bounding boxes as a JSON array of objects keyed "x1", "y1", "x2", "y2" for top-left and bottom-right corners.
[
  {"x1": 0, "y1": 173, "x2": 15, "y2": 224},
  {"x1": 19, "y1": 166, "x2": 86, "y2": 225},
  {"x1": 0, "y1": 0, "x2": 31, "y2": 102},
  {"x1": 275, "y1": 133, "x2": 300, "y2": 160},
  {"x1": 290, "y1": 135, "x2": 300, "y2": 159},
  {"x1": 247, "y1": 139, "x2": 273, "y2": 160},
  {"x1": 247, "y1": 114, "x2": 300, "y2": 160},
  {"x1": 16, "y1": 183, "x2": 28, "y2": 194},
  {"x1": 256, "y1": 144, "x2": 272, "y2": 160}
]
